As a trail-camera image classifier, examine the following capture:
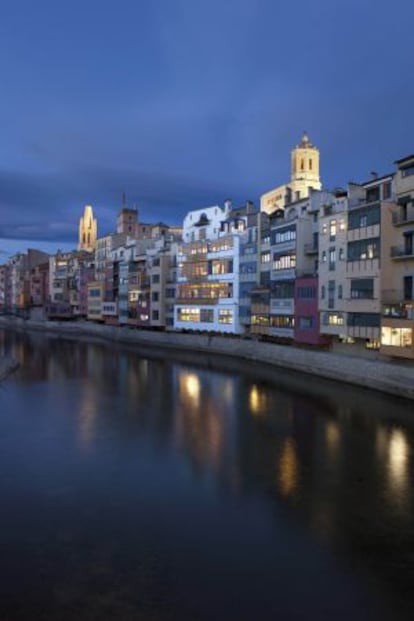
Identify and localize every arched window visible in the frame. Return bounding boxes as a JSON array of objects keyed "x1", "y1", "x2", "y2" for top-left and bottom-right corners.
[
  {"x1": 300, "y1": 158, "x2": 304, "y2": 171},
  {"x1": 309, "y1": 159, "x2": 313, "y2": 170}
]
